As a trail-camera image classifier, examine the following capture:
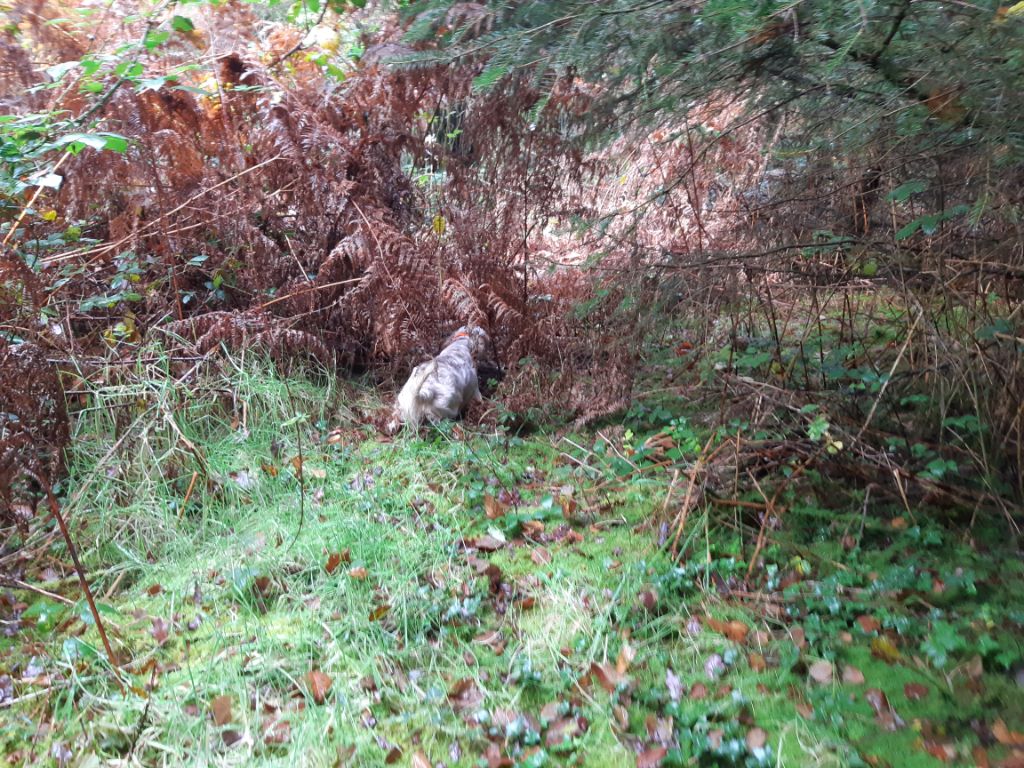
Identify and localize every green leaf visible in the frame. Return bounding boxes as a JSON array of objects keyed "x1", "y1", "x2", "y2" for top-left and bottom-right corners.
[
  {"x1": 171, "y1": 15, "x2": 195, "y2": 32},
  {"x1": 472, "y1": 64, "x2": 509, "y2": 93},
  {"x1": 887, "y1": 179, "x2": 928, "y2": 203},
  {"x1": 144, "y1": 30, "x2": 171, "y2": 50}
]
